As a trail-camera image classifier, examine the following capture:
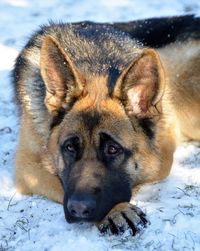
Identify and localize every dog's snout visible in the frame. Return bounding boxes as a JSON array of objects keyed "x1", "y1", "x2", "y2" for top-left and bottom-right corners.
[{"x1": 67, "y1": 197, "x2": 96, "y2": 220}]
